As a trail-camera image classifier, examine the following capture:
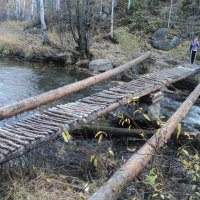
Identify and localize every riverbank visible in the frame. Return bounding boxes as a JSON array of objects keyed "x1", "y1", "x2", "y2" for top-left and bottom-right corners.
[{"x1": 0, "y1": 20, "x2": 196, "y2": 68}]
